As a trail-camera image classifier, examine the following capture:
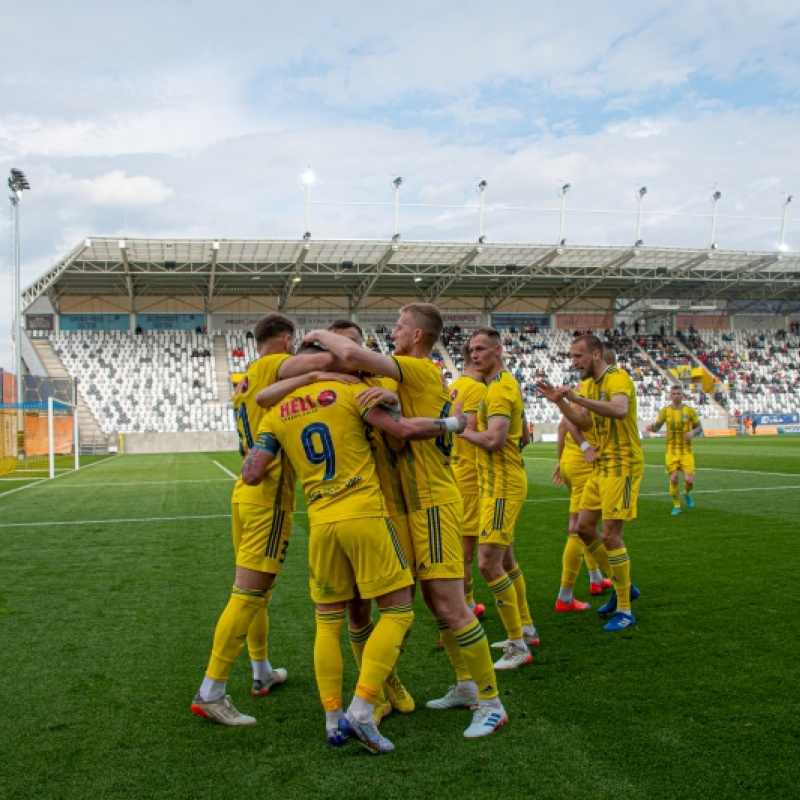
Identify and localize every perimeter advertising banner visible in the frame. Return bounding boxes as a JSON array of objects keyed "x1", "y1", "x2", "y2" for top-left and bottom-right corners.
[
  {"x1": 751, "y1": 413, "x2": 799, "y2": 425},
  {"x1": 137, "y1": 313, "x2": 204, "y2": 331},
  {"x1": 60, "y1": 313, "x2": 130, "y2": 331}
]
